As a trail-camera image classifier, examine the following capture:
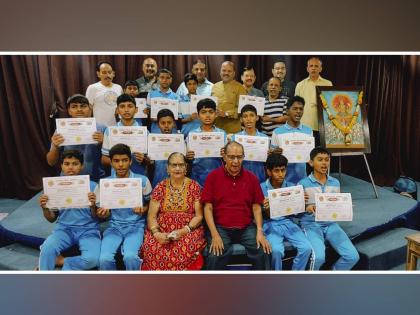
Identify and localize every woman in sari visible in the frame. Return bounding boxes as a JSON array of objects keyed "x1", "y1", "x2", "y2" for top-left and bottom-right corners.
[{"x1": 140, "y1": 152, "x2": 206, "y2": 270}]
